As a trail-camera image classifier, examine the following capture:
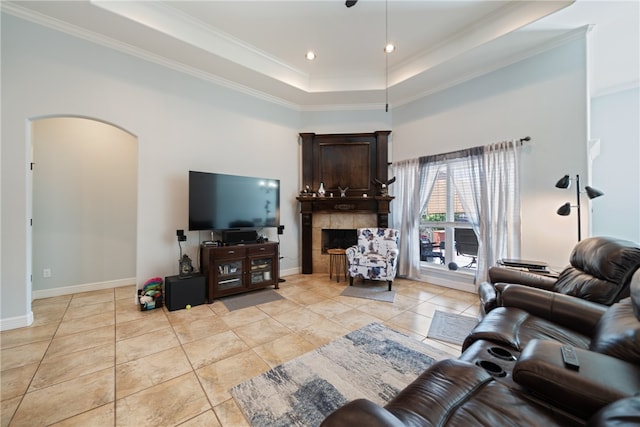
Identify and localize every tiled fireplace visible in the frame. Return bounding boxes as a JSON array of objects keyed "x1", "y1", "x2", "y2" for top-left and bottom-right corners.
[{"x1": 312, "y1": 213, "x2": 377, "y2": 273}]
